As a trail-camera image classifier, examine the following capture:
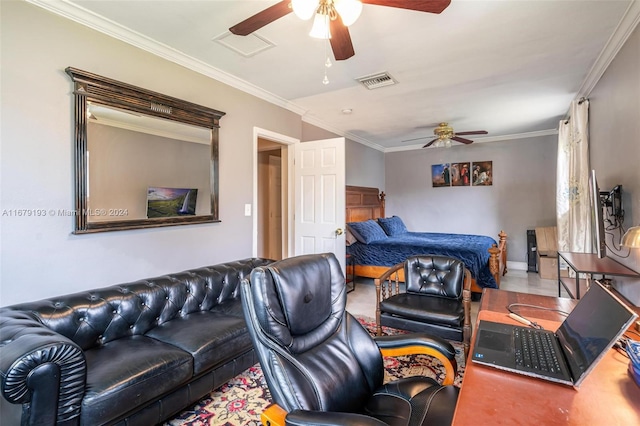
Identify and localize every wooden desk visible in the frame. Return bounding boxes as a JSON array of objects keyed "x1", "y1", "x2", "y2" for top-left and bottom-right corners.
[{"x1": 452, "y1": 289, "x2": 640, "y2": 425}]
